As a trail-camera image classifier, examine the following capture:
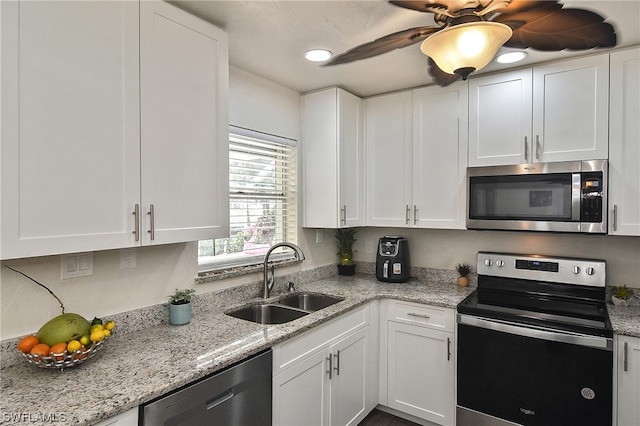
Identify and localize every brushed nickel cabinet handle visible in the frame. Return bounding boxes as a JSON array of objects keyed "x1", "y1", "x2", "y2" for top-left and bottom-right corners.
[
  {"x1": 624, "y1": 341, "x2": 628, "y2": 372},
  {"x1": 413, "y1": 205, "x2": 418, "y2": 226},
  {"x1": 405, "y1": 205, "x2": 410, "y2": 225},
  {"x1": 613, "y1": 204, "x2": 618, "y2": 232},
  {"x1": 132, "y1": 204, "x2": 140, "y2": 242},
  {"x1": 334, "y1": 350, "x2": 340, "y2": 376},
  {"x1": 407, "y1": 312, "x2": 430, "y2": 319},
  {"x1": 340, "y1": 205, "x2": 346, "y2": 225},
  {"x1": 326, "y1": 355, "x2": 333, "y2": 379},
  {"x1": 148, "y1": 204, "x2": 155, "y2": 241},
  {"x1": 447, "y1": 337, "x2": 452, "y2": 361},
  {"x1": 524, "y1": 136, "x2": 528, "y2": 161},
  {"x1": 535, "y1": 135, "x2": 541, "y2": 160}
]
